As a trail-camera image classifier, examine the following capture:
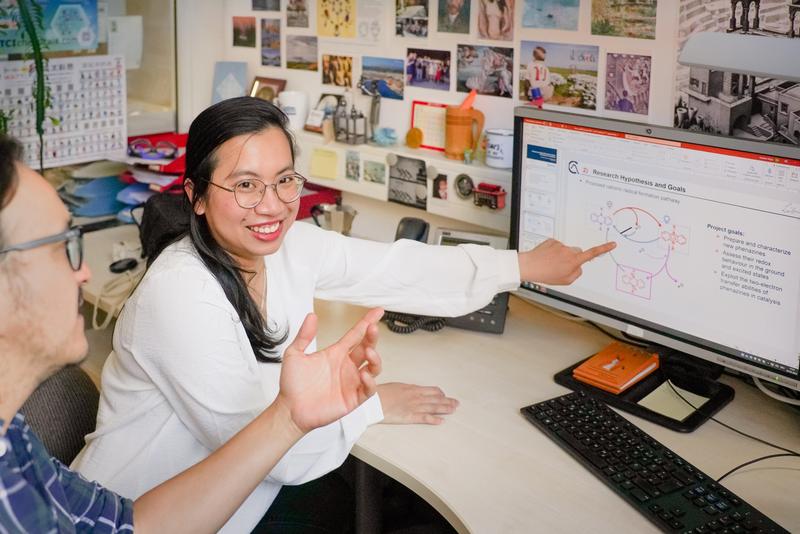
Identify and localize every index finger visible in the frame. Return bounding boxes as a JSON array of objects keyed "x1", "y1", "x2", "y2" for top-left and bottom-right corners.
[
  {"x1": 578, "y1": 241, "x2": 616, "y2": 264},
  {"x1": 337, "y1": 308, "x2": 385, "y2": 352}
]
